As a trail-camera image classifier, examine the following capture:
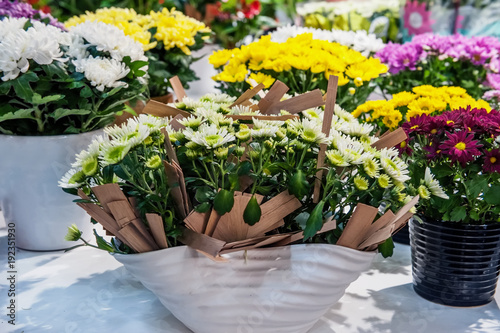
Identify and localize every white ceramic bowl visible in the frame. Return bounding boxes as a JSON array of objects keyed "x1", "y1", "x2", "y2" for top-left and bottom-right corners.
[{"x1": 113, "y1": 244, "x2": 376, "y2": 333}]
